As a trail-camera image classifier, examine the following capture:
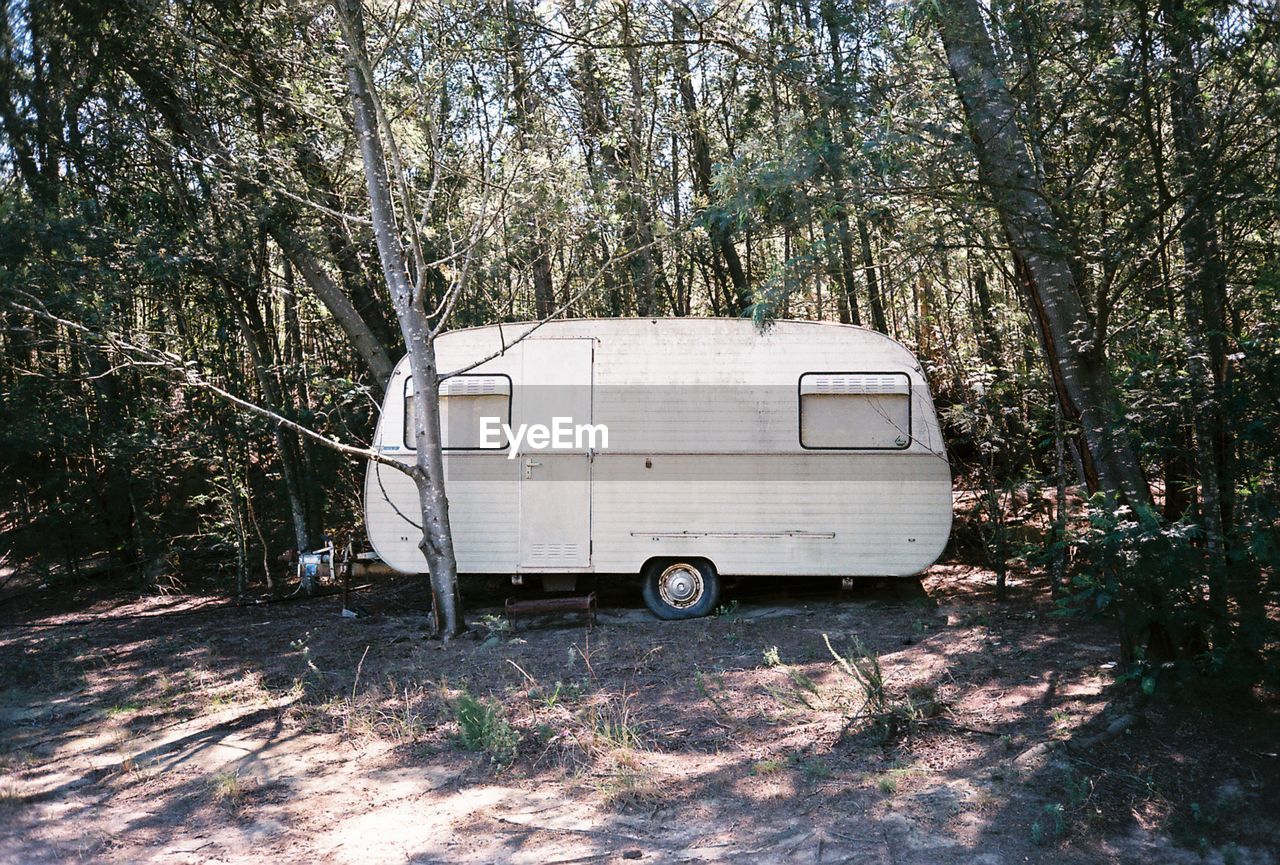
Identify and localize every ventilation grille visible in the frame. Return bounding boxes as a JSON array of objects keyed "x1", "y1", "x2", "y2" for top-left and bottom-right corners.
[
  {"x1": 439, "y1": 375, "x2": 510, "y2": 397},
  {"x1": 527, "y1": 543, "x2": 582, "y2": 563},
  {"x1": 800, "y1": 373, "x2": 910, "y2": 396}
]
